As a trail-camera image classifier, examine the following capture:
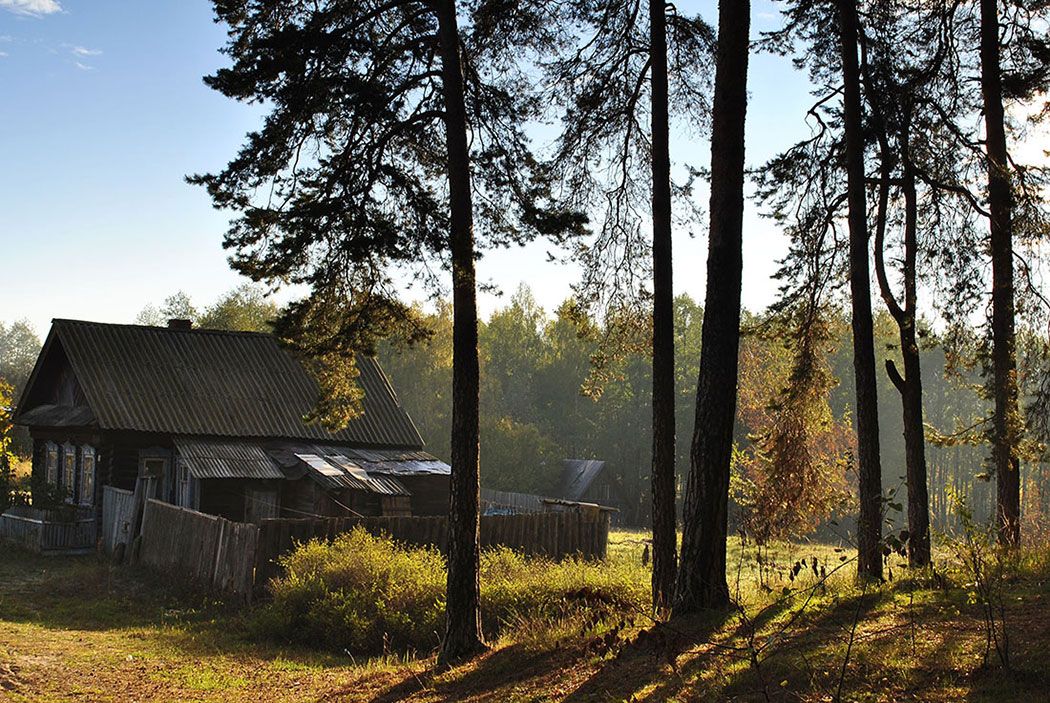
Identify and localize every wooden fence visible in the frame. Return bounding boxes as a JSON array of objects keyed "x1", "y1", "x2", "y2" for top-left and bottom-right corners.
[
  {"x1": 131, "y1": 500, "x2": 608, "y2": 600},
  {"x1": 139, "y1": 500, "x2": 259, "y2": 598},
  {"x1": 101, "y1": 486, "x2": 134, "y2": 554},
  {"x1": 480, "y1": 488, "x2": 547, "y2": 514},
  {"x1": 254, "y1": 510, "x2": 609, "y2": 589},
  {"x1": 0, "y1": 505, "x2": 97, "y2": 553}
]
